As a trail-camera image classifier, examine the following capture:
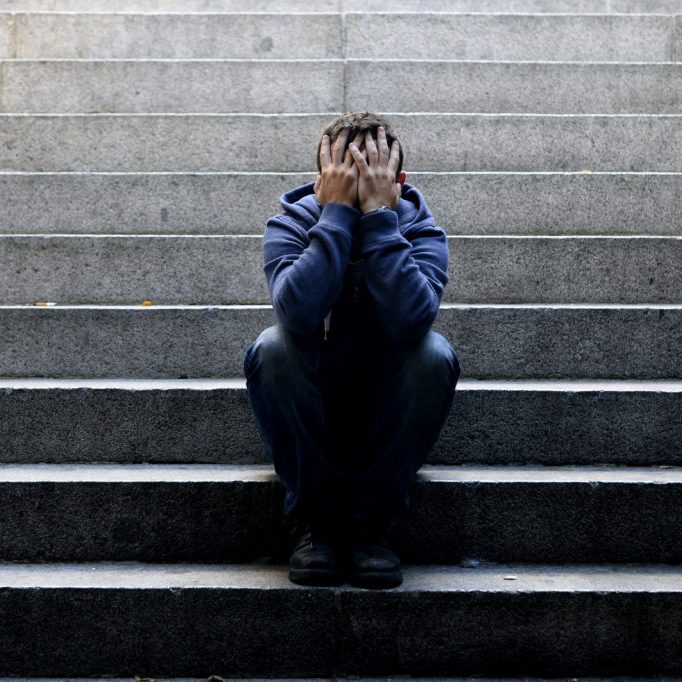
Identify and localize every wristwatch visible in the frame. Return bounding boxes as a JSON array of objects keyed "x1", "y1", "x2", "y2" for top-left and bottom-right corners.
[{"x1": 363, "y1": 205, "x2": 393, "y2": 216}]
